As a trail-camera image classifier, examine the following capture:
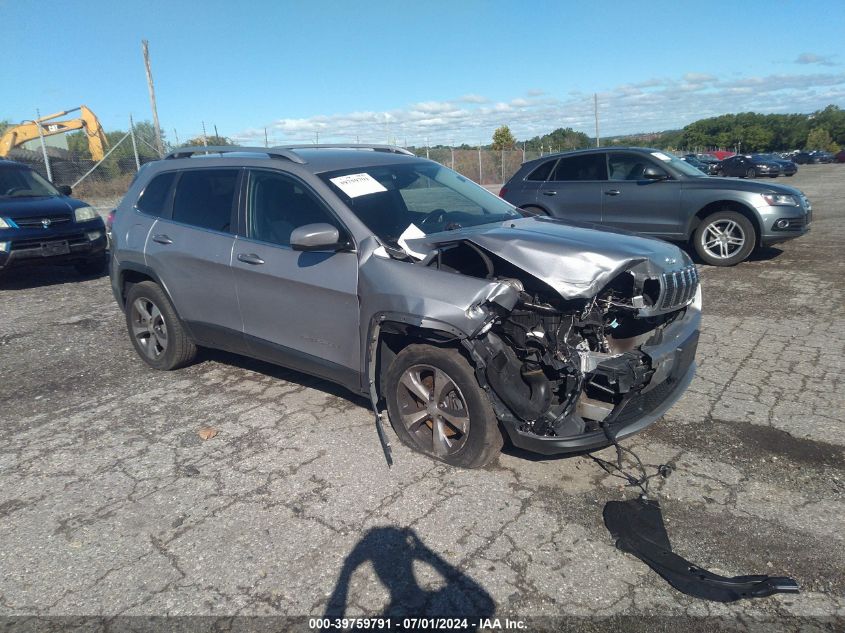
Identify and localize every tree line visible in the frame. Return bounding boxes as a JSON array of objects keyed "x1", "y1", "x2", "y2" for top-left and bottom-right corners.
[{"x1": 489, "y1": 104, "x2": 844, "y2": 154}]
